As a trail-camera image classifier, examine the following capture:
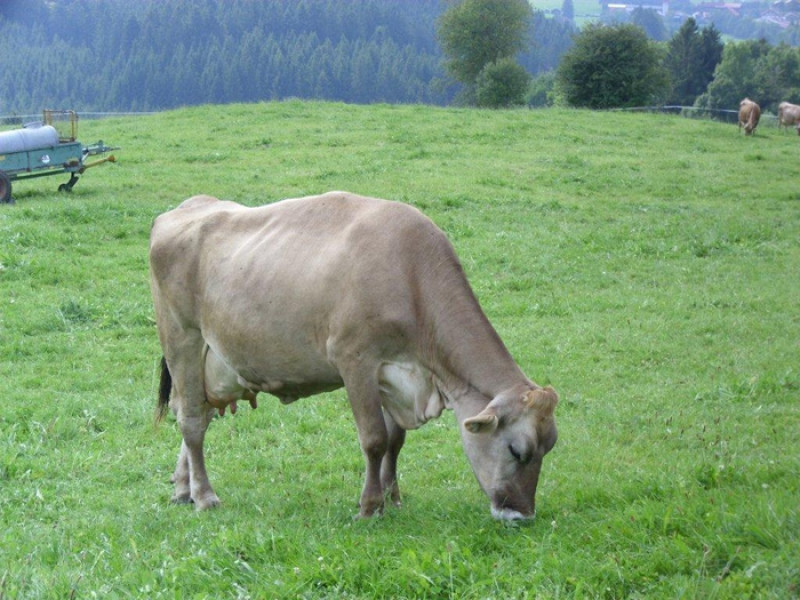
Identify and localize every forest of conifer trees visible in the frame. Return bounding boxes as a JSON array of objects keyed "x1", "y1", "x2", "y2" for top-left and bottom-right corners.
[{"x1": 0, "y1": 0, "x2": 575, "y2": 113}]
